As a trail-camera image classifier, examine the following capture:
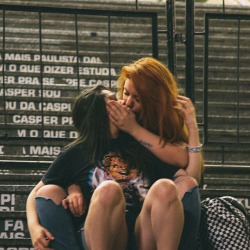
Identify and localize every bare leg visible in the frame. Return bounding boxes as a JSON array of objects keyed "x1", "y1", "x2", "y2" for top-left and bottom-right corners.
[
  {"x1": 174, "y1": 169, "x2": 198, "y2": 199},
  {"x1": 135, "y1": 179, "x2": 184, "y2": 250},
  {"x1": 174, "y1": 171, "x2": 201, "y2": 250},
  {"x1": 36, "y1": 184, "x2": 66, "y2": 204},
  {"x1": 84, "y1": 181, "x2": 128, "y2": 250}
]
